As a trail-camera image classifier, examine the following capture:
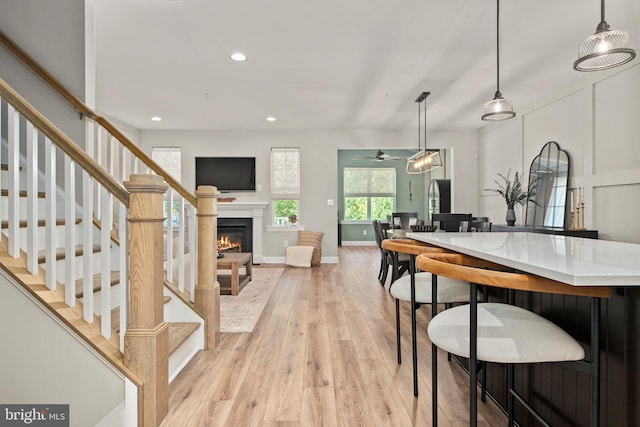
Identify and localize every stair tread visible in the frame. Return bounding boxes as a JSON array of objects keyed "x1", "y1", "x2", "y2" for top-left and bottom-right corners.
[
  {"x1": 1, "y1": 218, "x2": 81, "y2": 229},
  {"x1": 109, "y1": 297, "x2": 174, "y2": 334},
  {"x1": 37, "y1": 244, "x2": 102, "y2": 264},
  {"x1": 168, "y1": 322, "x2": 200, "y2": 355},
  {"x1": 74, "y1": 271, "x2": 120, "y2": 298}
]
